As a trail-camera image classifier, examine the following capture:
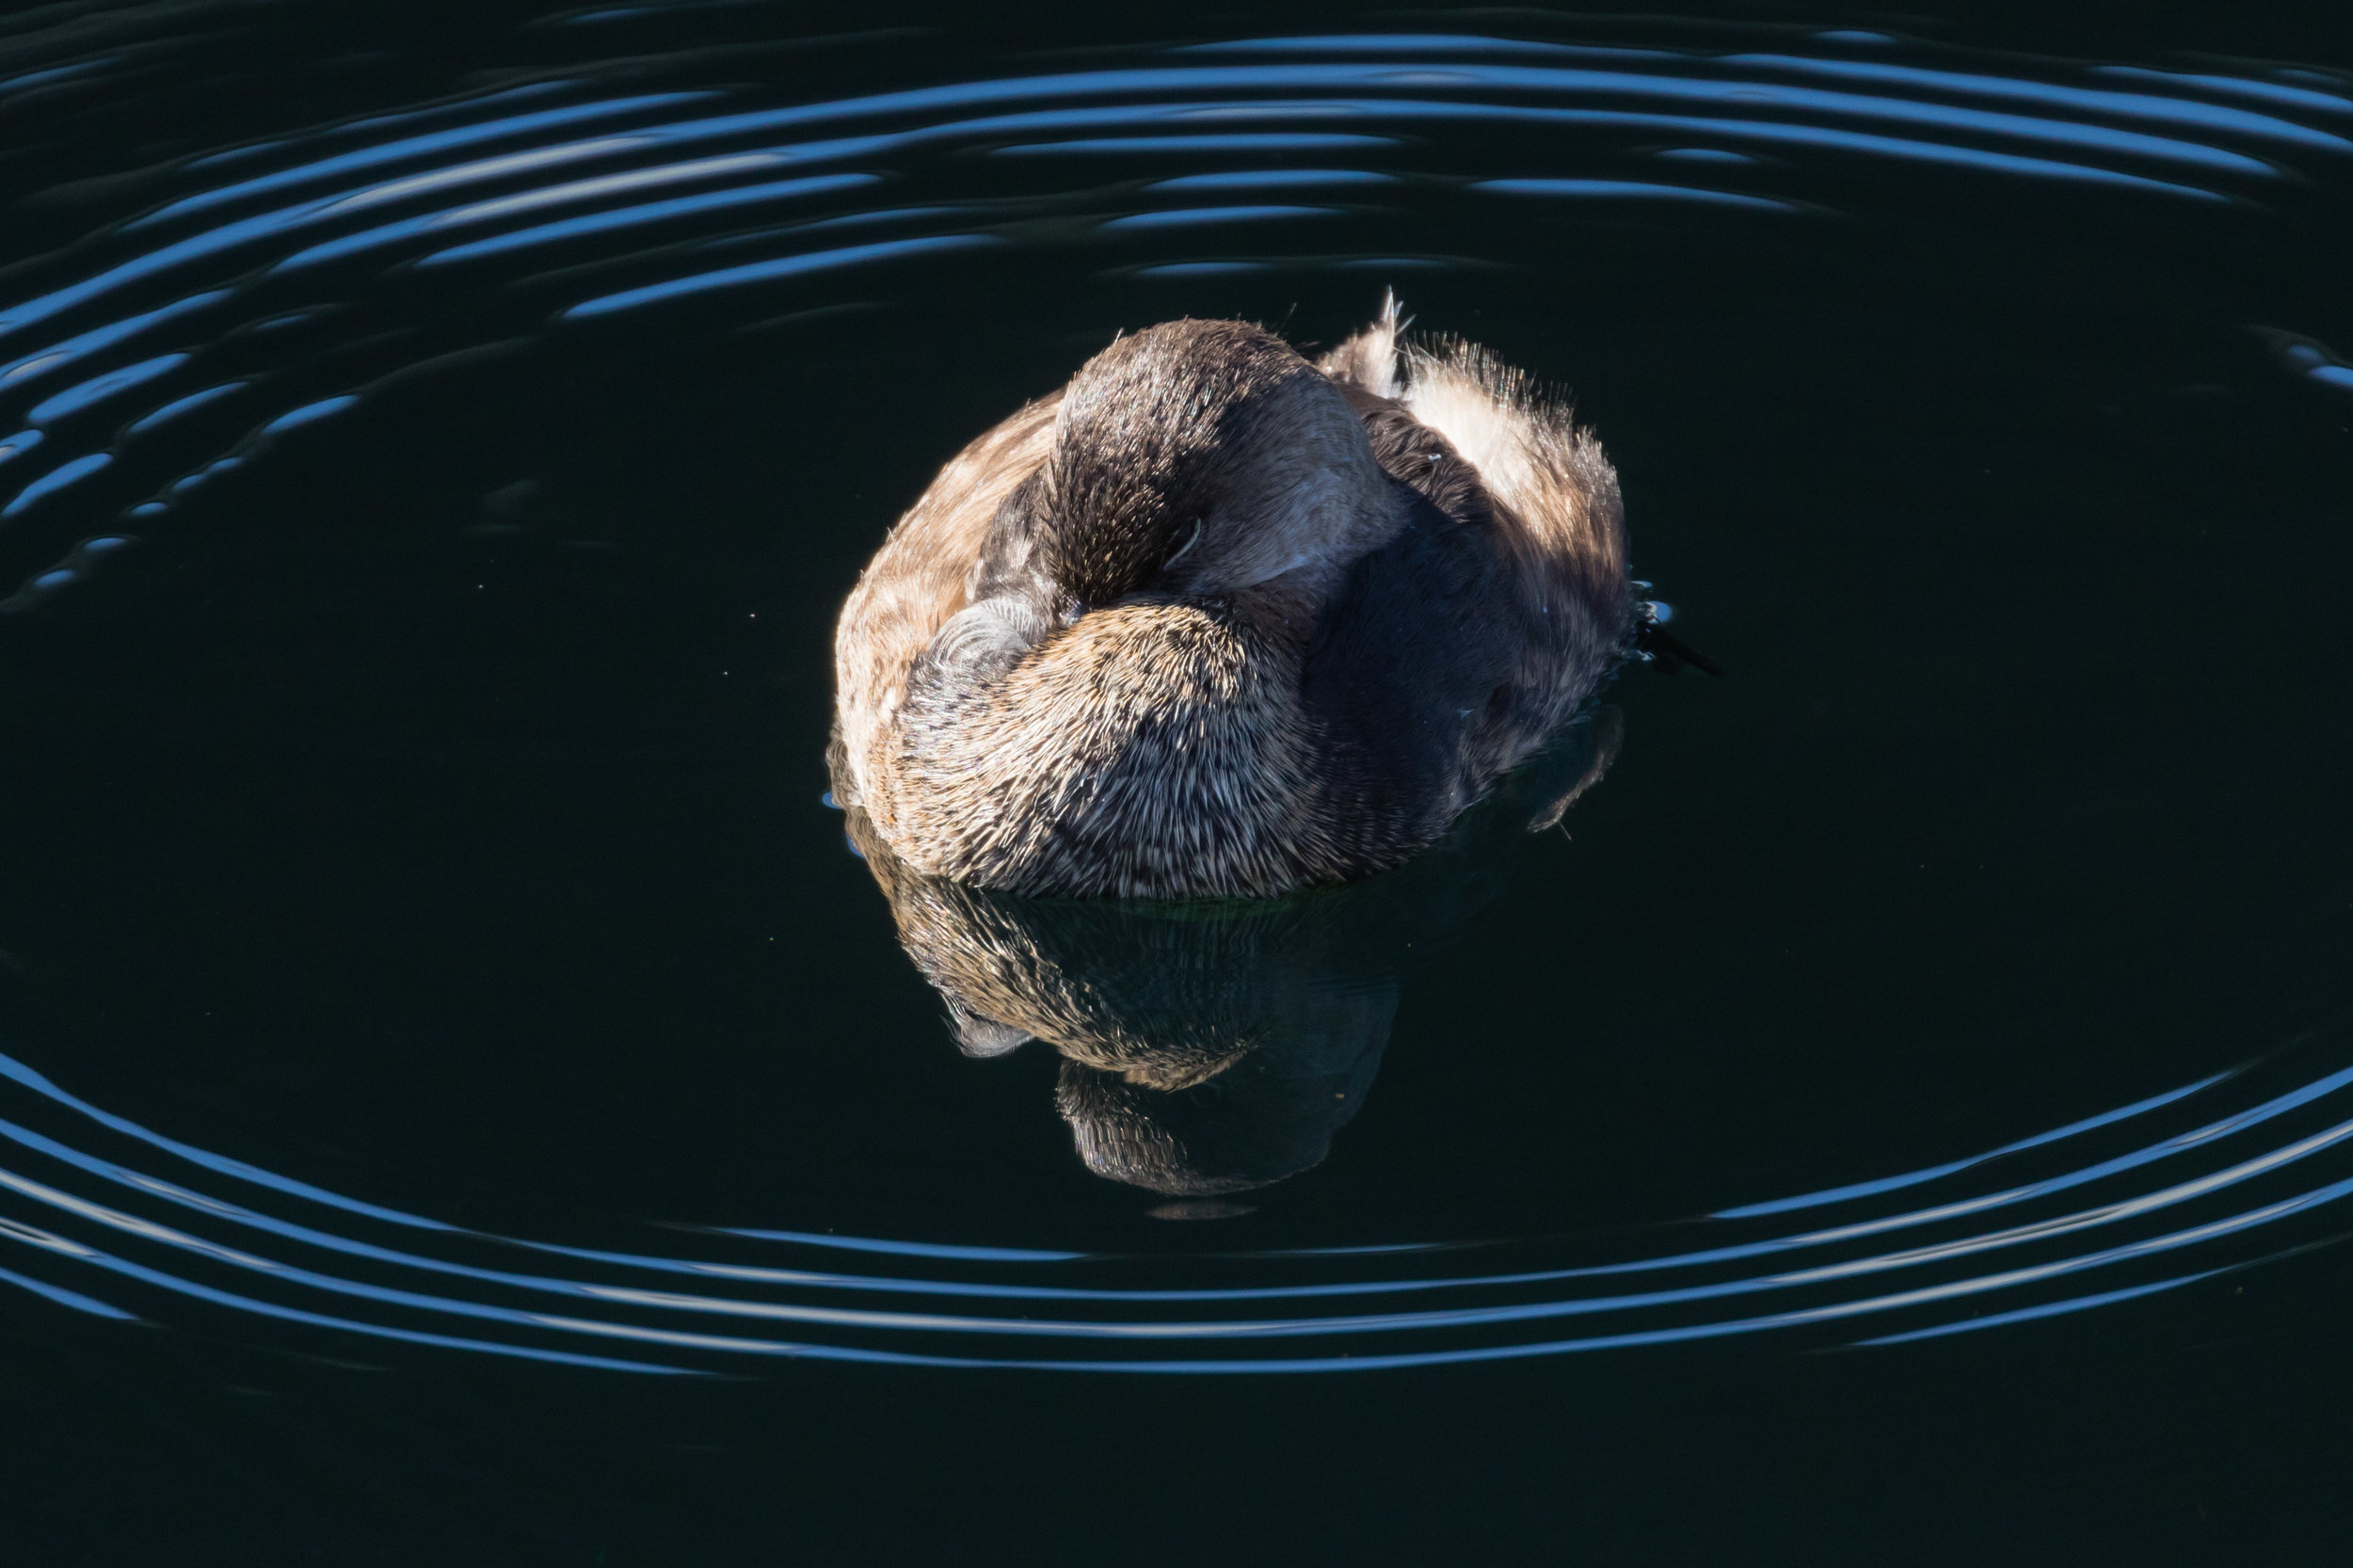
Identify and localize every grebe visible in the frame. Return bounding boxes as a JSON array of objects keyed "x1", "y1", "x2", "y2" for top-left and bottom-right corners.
[{"x1": 831, "y1": 298, "x2": 1631, "y2": 898}]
